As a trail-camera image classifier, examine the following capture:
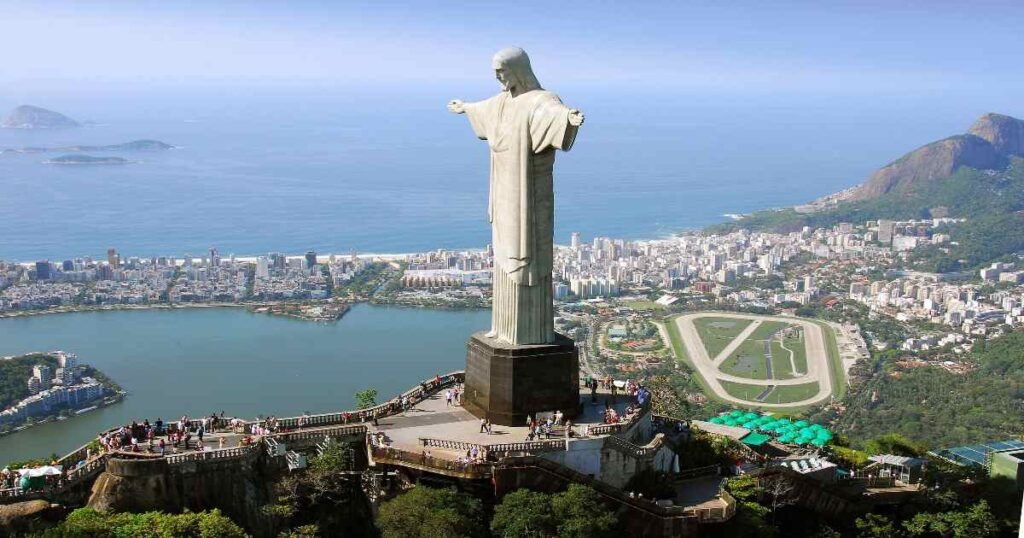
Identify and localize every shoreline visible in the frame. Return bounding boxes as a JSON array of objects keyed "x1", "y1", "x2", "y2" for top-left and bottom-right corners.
[{"x1": 0, "y1": 298, "x2": 491, "y2": 321}]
